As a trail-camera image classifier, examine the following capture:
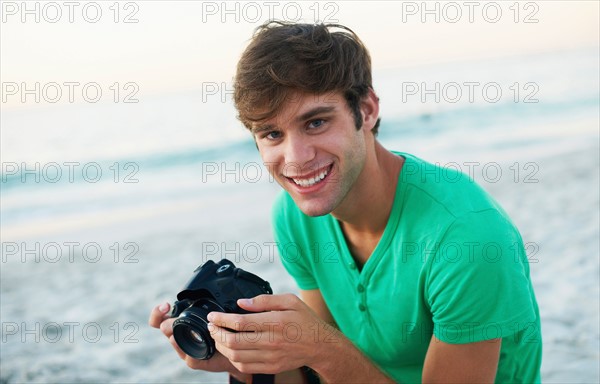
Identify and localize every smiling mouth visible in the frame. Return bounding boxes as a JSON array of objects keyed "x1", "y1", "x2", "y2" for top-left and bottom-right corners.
[{"x1": 286, "y1": 164, "x2": 333, "y2": 188}]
